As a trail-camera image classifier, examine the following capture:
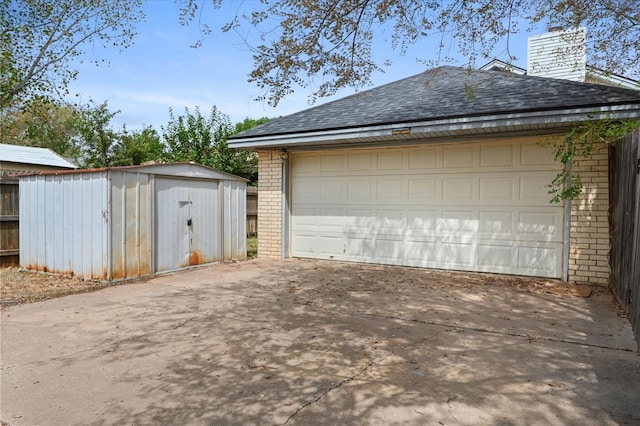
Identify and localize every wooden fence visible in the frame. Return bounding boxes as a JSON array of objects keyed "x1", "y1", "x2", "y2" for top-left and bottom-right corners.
[
  {"x1": 0, "y1": 178, "x2": 19, "y2": 267},
  {"x1": 609, "y1": 130, "x2": 640, "y2": 347},
  {"x1": 247, "y1": 186, "x2": 258, "y2": 237}
]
